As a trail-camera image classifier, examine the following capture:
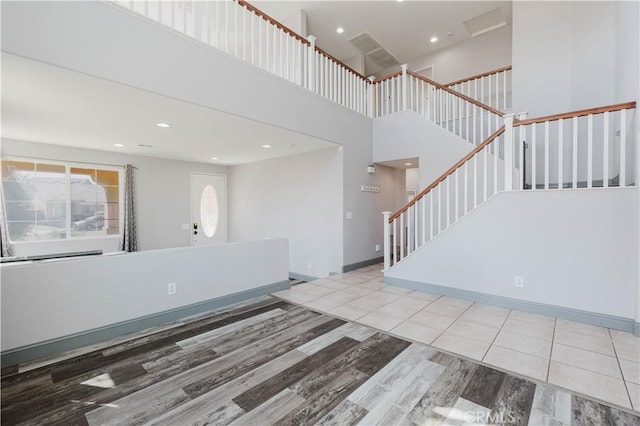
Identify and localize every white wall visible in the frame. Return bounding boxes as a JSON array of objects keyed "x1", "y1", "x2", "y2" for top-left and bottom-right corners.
[
  {"x1": 512, "y1": 1, "x2": 637, "y2": 117},
  {"x1": 229, "y1": 147, "x2": 343, "y2": 277},
  {"x1": 614, "y1": 1, "x2": 640, "y2": 105},
  {"x1": 380, "y1": 25, "x2": 512, "y2": 84},
  {"x1": 405, "y1": 168, "x2": 419, "y2": 194},
  {"x1": 373, "y1": 111, "x2": 476, "y2": 189},
  {"x1": 1, "y1": 238, "x2": 288, "y2": 351},
  {"x1": 2, "y1": 139, "x2": 228, "y2": 252},
  {"x1": 386, "y1": 188, "x2": 638, "y2": 319}
]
